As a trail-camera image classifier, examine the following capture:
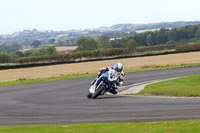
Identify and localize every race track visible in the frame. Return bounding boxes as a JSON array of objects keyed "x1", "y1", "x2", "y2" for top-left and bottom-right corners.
[{"x1": 0, "y1": 67, "x2": 200, "y2": 126}]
